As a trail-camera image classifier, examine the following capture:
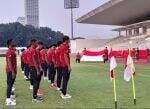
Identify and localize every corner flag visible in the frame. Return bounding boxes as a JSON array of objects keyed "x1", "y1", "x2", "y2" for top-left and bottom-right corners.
[
  {"x1": 123, "y1": 50, "x2": 135, "y2": 82},
  {"x1": 109, "y1": 51, "x2": 117, "y2": 80},
  {"x1": 109, "y1": 50, "x2": 118, "y2": 108}
]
